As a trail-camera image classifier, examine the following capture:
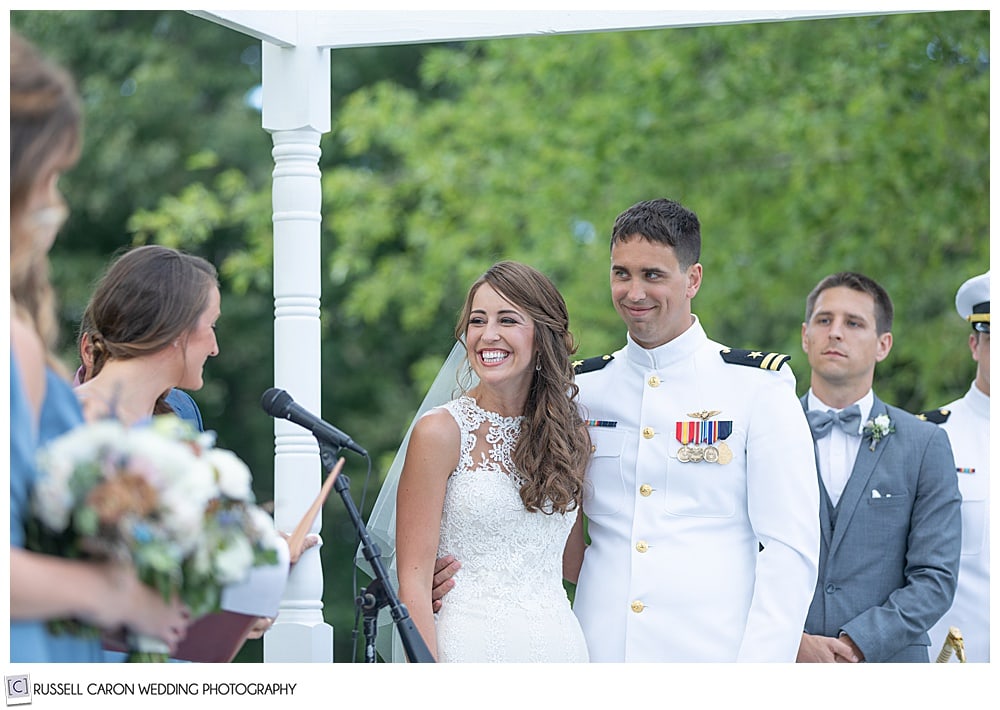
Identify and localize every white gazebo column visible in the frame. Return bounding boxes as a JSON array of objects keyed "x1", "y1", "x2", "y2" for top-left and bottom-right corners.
[{"x1": 259, "y1": 39, "x2": 333, "y2": 663}]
